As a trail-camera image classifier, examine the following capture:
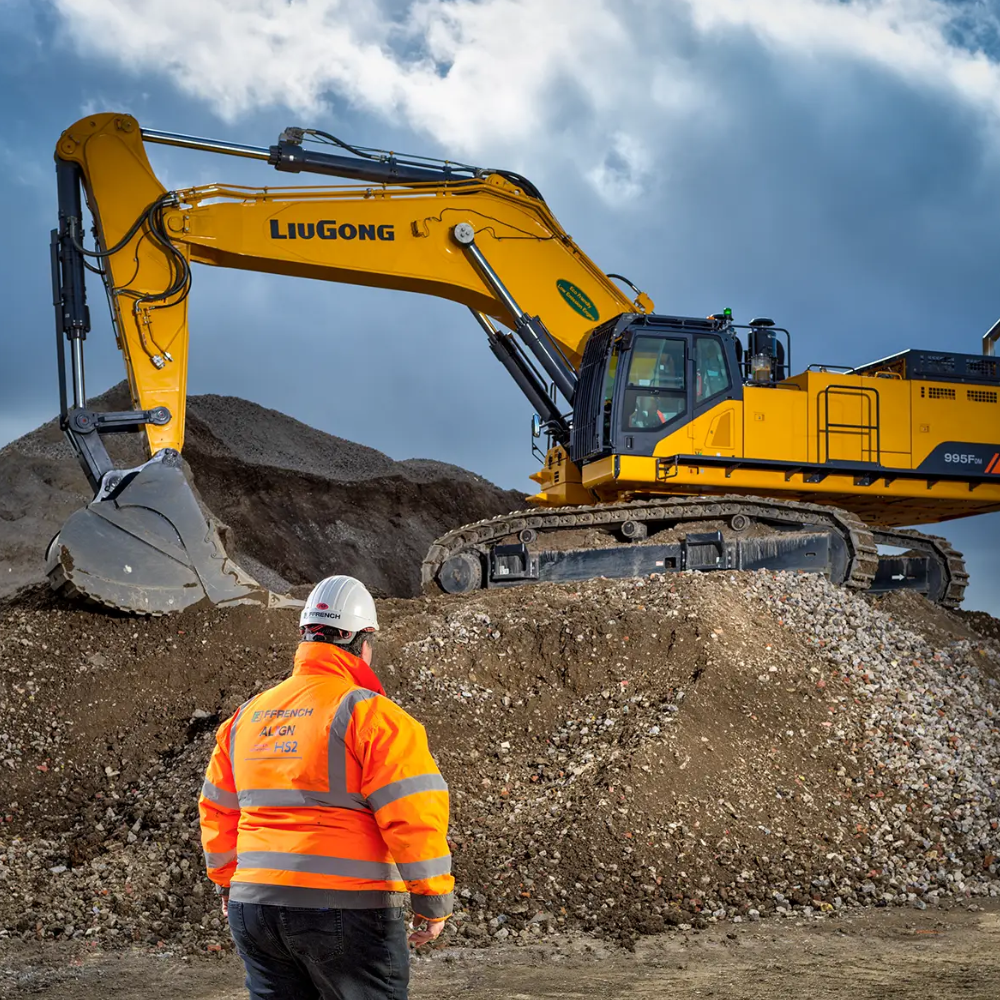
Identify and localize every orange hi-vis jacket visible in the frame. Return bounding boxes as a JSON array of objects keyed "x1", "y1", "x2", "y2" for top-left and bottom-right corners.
[{"x1": 198, "y1": 642, "x2": 453, "y2": 919}]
